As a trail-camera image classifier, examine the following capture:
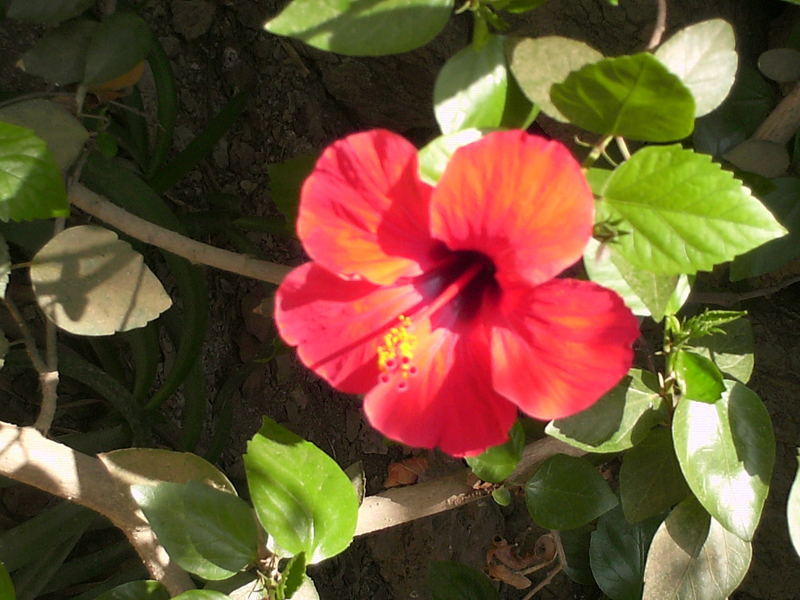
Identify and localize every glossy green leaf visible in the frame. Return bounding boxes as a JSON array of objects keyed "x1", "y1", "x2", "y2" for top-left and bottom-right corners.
[
  {"x1": 83, "y1": 12, "x2": 152, "y2": 85},
  {"x1": 620, "y1": 428, "x2": 690, "y2": 523},
  {"x1": 427, "y1": 560, "x2": 499, "y2": 600},
  {"x1": 499, "y1": 70, "x2": 539, "y2": 129},
  {"x1": 584, "y1": 239, "x2": 690, "y2": 320},
  {"x1": 675, "y1": 351, "x2": 725, "y2": 404},
  {"x1": 418, "y1": 128, "x2": 487, "y2": 185},
  {"x1": 642, "y1": 497, "x2": 751, "y2": 600},
  {"x1": 495, "y1": 0, "x2": 548, "y2": 13},
  {"x1": 466, "y1": 421, "x2": 524, "y2": 483},
  {"x1": 0, "y1": 121, "x2": 68, "y2": 221},
  {"x1": 132, "y1": 481, "x2": 257, "y2": 580},
  {"x1": 526, "y1": 454, "x2": 618, "y2": 530},
  {"x1": 598, "y1": 144, "x2": 787, "y2": 275},
  {"x1": 547, "y1": 369, "x2": 666, "y2": 454},
  {"x1": 673, "y1": 381, "x2": 775, "y2": 541},
  {"x1": 590, "y1": 506, "x2": 661, "y2": 600},
  {"x1": 18, "y1": 19, "x2": 97, "y2": 85},
  {"x1": 491, "y1": 487, "x2": 512, "y2": 506},
  {"x1": 654, "y1": 19, "x2": 737, "y2": 117},
  {"x1": 693, "y1": 66, "x2": 775, "y2": 158},
  {"x1": 244, "y1": 417, "x2": 358, "y2": 563},
  {"x1": 507, "y1": 35, "x2": 602, "y2": 122},
  {"x1": 731, "y1": 178, "x2": 800, "y2": 280},
  {"x1": 0, "y1": 562, "x2": 14, "y2": 600},
  {"x1": 789, "y1": 451, "x2": 800, "y2": 558},
  {"x1": 551, "y1": 53, "x2": 695, "y2": 141},
  {"x1": 172, "y1": 592, "x2": 230, "y2": 600},
  {"x1": 560, "y1": 526, "x2": 594, "y2": 584},
  {"x1": 280, "y1": 552, "x2": 307, "y2": 600},
  {"x1": 266, "y1": 0, "x2": 453, "y2": 56},
  {"x1": 30, "y1": 225, "x2": 172, "y2": 335},
  {"x1": 94, "y1": 581, "x2": 169, "y2": 600},
  {"x1": 434, "y1": 35, "x2": 508, "y2": 134},
  {"x1": 0, "y1": 99, "x2": 89, "y2": 170},
  {"x1": 687, "y1": 317, "x2": 754, "y2": 384},
  {"x1": 268, "y1": 153, "x2": 317, "y2": 227},
  {"x1": 6, "y1": 0, "x2": 93, "y2": 23}
]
